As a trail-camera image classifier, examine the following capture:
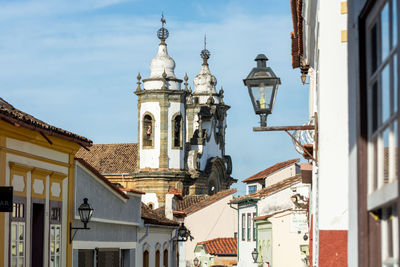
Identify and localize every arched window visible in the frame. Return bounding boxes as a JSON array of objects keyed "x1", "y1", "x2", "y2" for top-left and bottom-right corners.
[
  {"x1": 143, "y1": 114, "x2": 154, "y2": 148},
  {"x1": 172, "y1": 114, "x2": 182, "y2": 149},
  {"x1": 163, "y1": 249, "x2": 168, "y2": 267},
  {"x1": 156, "y1": 250, "x2": 160, "y2": 267},
  {"x1": 143, "y1": 250, "x2": 149, "y2": 267}
]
